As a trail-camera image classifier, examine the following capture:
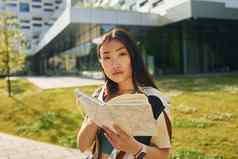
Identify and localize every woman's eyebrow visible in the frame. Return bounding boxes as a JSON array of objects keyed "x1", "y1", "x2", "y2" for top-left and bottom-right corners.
[
  {"x1": 103, "y1": 46, "x2": 126, "y2": 54},
  {"x1": 115, "y1": 46, "x2": 126, "y2": 52}
]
